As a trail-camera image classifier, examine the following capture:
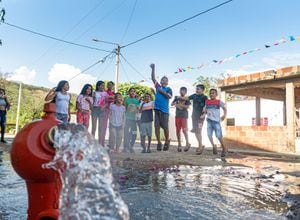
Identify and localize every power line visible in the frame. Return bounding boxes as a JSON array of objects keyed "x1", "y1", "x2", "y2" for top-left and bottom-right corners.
[
  {"x1": 29, "y1": 0, "x2": 106, "y2": 66},
  {"x1": 68, "y1": 51, "x2": 115, "y2": 81},
  {"x1": 120, "y1": 53, "x2": 148, "y2": 80},
  {"x1": 119, "y1": 0, "x2": 138, "y2": 44},
  {"x1": 4, "y1": 21, "x2": 112, "y2": 52},
  {"x1": 78, "y1": 0, "x2": 128, "y2": 42},
  {"x1": 96, "y1": 53, "x2": 116, "y2": 81},
  {"x1": 122, "y1": 0, "x2": 233, "y2": 48},
  {"x1": 119, "y1": 59, "x2": 132, "y2": 82}
]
